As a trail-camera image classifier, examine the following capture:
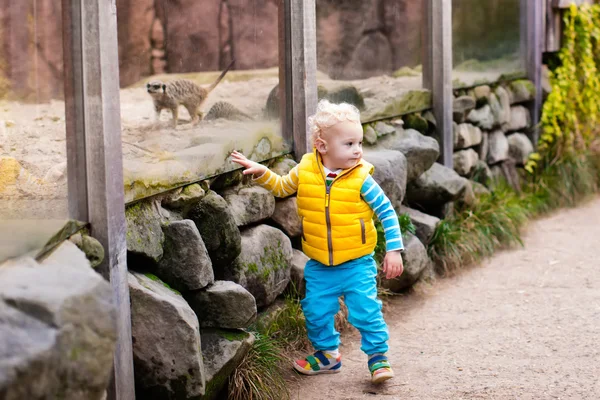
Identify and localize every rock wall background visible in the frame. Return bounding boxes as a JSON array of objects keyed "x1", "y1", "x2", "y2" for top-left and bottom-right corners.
[{"x1": 0, "y1": 0, "x2": 424, "y2": 101}]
